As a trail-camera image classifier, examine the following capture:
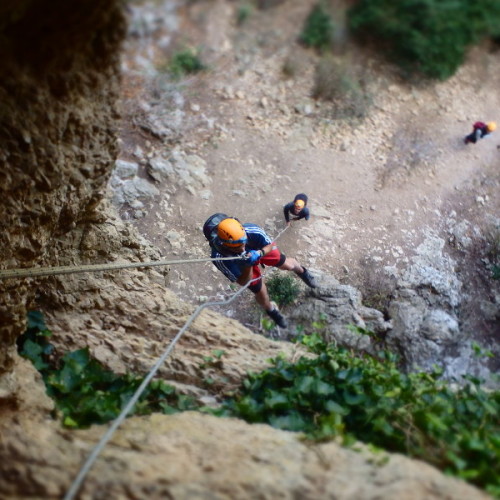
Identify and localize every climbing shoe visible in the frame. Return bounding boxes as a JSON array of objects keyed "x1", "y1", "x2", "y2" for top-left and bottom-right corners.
[
  {"x1": 298, "y1": 268, "x2": 317, "y2": 288},
  {"x1": 266, "y1": 306, "x2": 287, "y2": 328}
]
